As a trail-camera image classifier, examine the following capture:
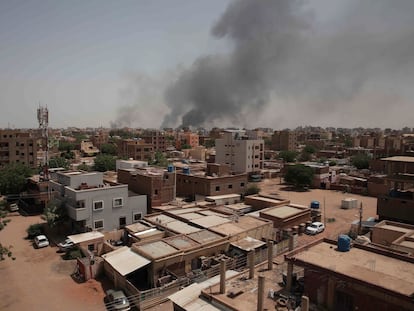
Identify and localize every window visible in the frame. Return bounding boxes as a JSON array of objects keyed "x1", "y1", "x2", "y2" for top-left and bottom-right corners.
[
  {"x1": 154, "y1": 189, "x2": 158, "y2": 195},
  {"x1": 133, "y1": 213, "x2": 142, "y2": 222},
  {"x1": 113, "y1": 197, "x2": 123, "y2": 207},
  {"x1": 94, "y1": 220, "x2": 104, "y2": 230},
  {"x1": 240, "y1": 182, "x2": 245, "y2": 187},
  {"x1": 88, "y1": 244, "x2": 95, "y2": 251},
  {"x1": 93, "y1": 200, "x2": 104, "y2": 211},
  {"x1": 77, "y1": 200, "x2": 85, "y2": 208},
  {"x1": 228, "y1": 184, "x2": 233, "y2": 189},
  {"x1": 119, "y1": 217, "x2": 126, "y2": 228},
  {"x1": 215, "y1": 186, "x2": 220, "y2": 191}
]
